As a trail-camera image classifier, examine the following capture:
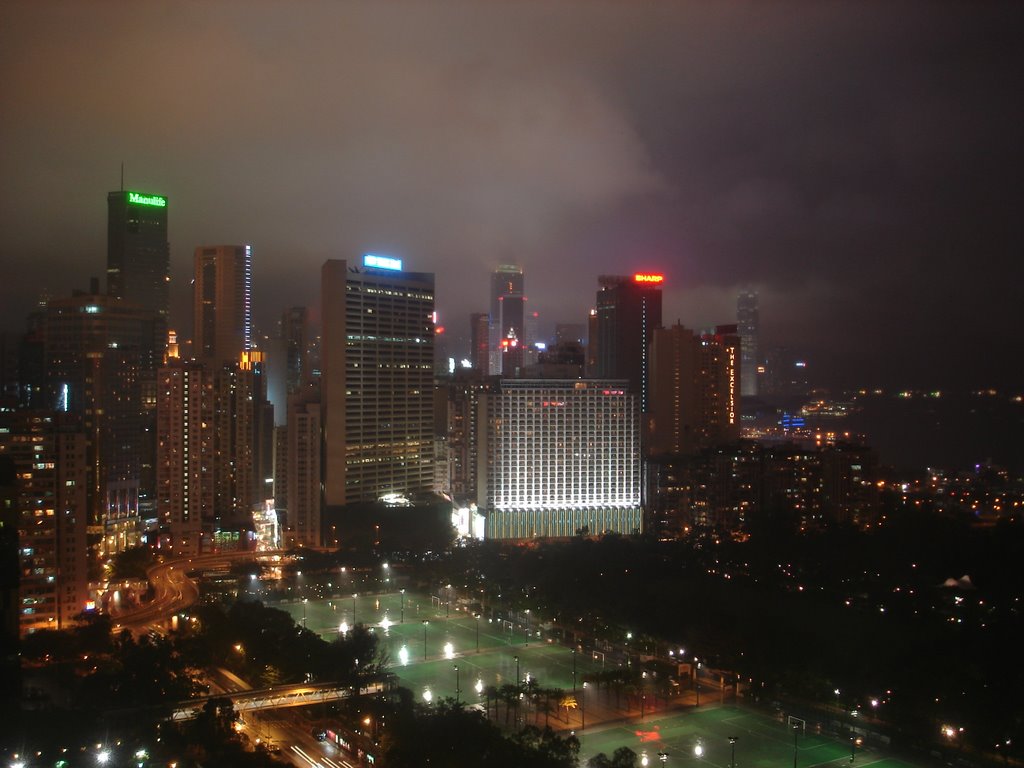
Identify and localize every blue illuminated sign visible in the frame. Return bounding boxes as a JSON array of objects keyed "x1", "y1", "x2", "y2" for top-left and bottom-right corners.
[{"x1": 363, "y1": 254, "x2": 402, "y2": 271}]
